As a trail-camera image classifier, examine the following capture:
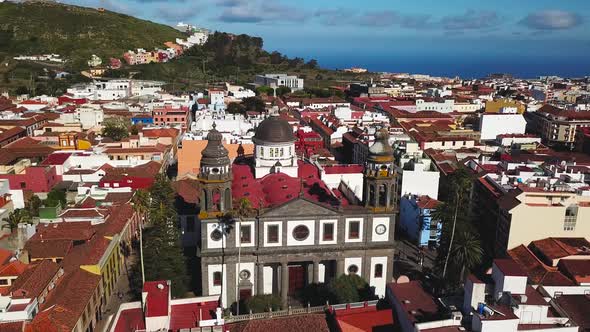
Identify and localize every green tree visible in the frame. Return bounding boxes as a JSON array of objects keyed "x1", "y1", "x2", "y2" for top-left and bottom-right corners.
[
  {"x1": 450, "y1": 231, "x2": 483, "y2": 280},
  {"x1": 431, "y1": 168, "x2": 474, "y2": 287},
  {"x1": 102, "y1": 117, "x2": 130, "y2": 142},
  {"x1": 44, "y1": 188, "x2": 66, "y2": 208},
  {"x1": 130, "y1": 175, "x2": 189, "y2": 298},
  {"x1": 15, "y1": 86, "x2": 29, "y2": 96},
  {"x1": 234, "y1": 198, "x2": 255, "y2": 218},
  {"x1": 300, "y1": 283, "x2": 335, "y2": 306},
  {"x1": 328, "y1": 274, "x2": 375, "y2": 304},
  {"x1": 131, "y1": 189, "x2": 150, "y2": 221},
  {"x1": 244, "y1": 294, "x2": 282, "y2": 313},
  {"x1": 241, "y1": 97, "x2": 265, "y2": 113},
  {"x1": 1, "y1": 209, "x2": 32, "y2": 233},
  {"x1": 226, "y1": 102, "x2": 245, "y2": 115},
  {"x1": 26, "y1": 195, "x2": 42, "y2": 217}
]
